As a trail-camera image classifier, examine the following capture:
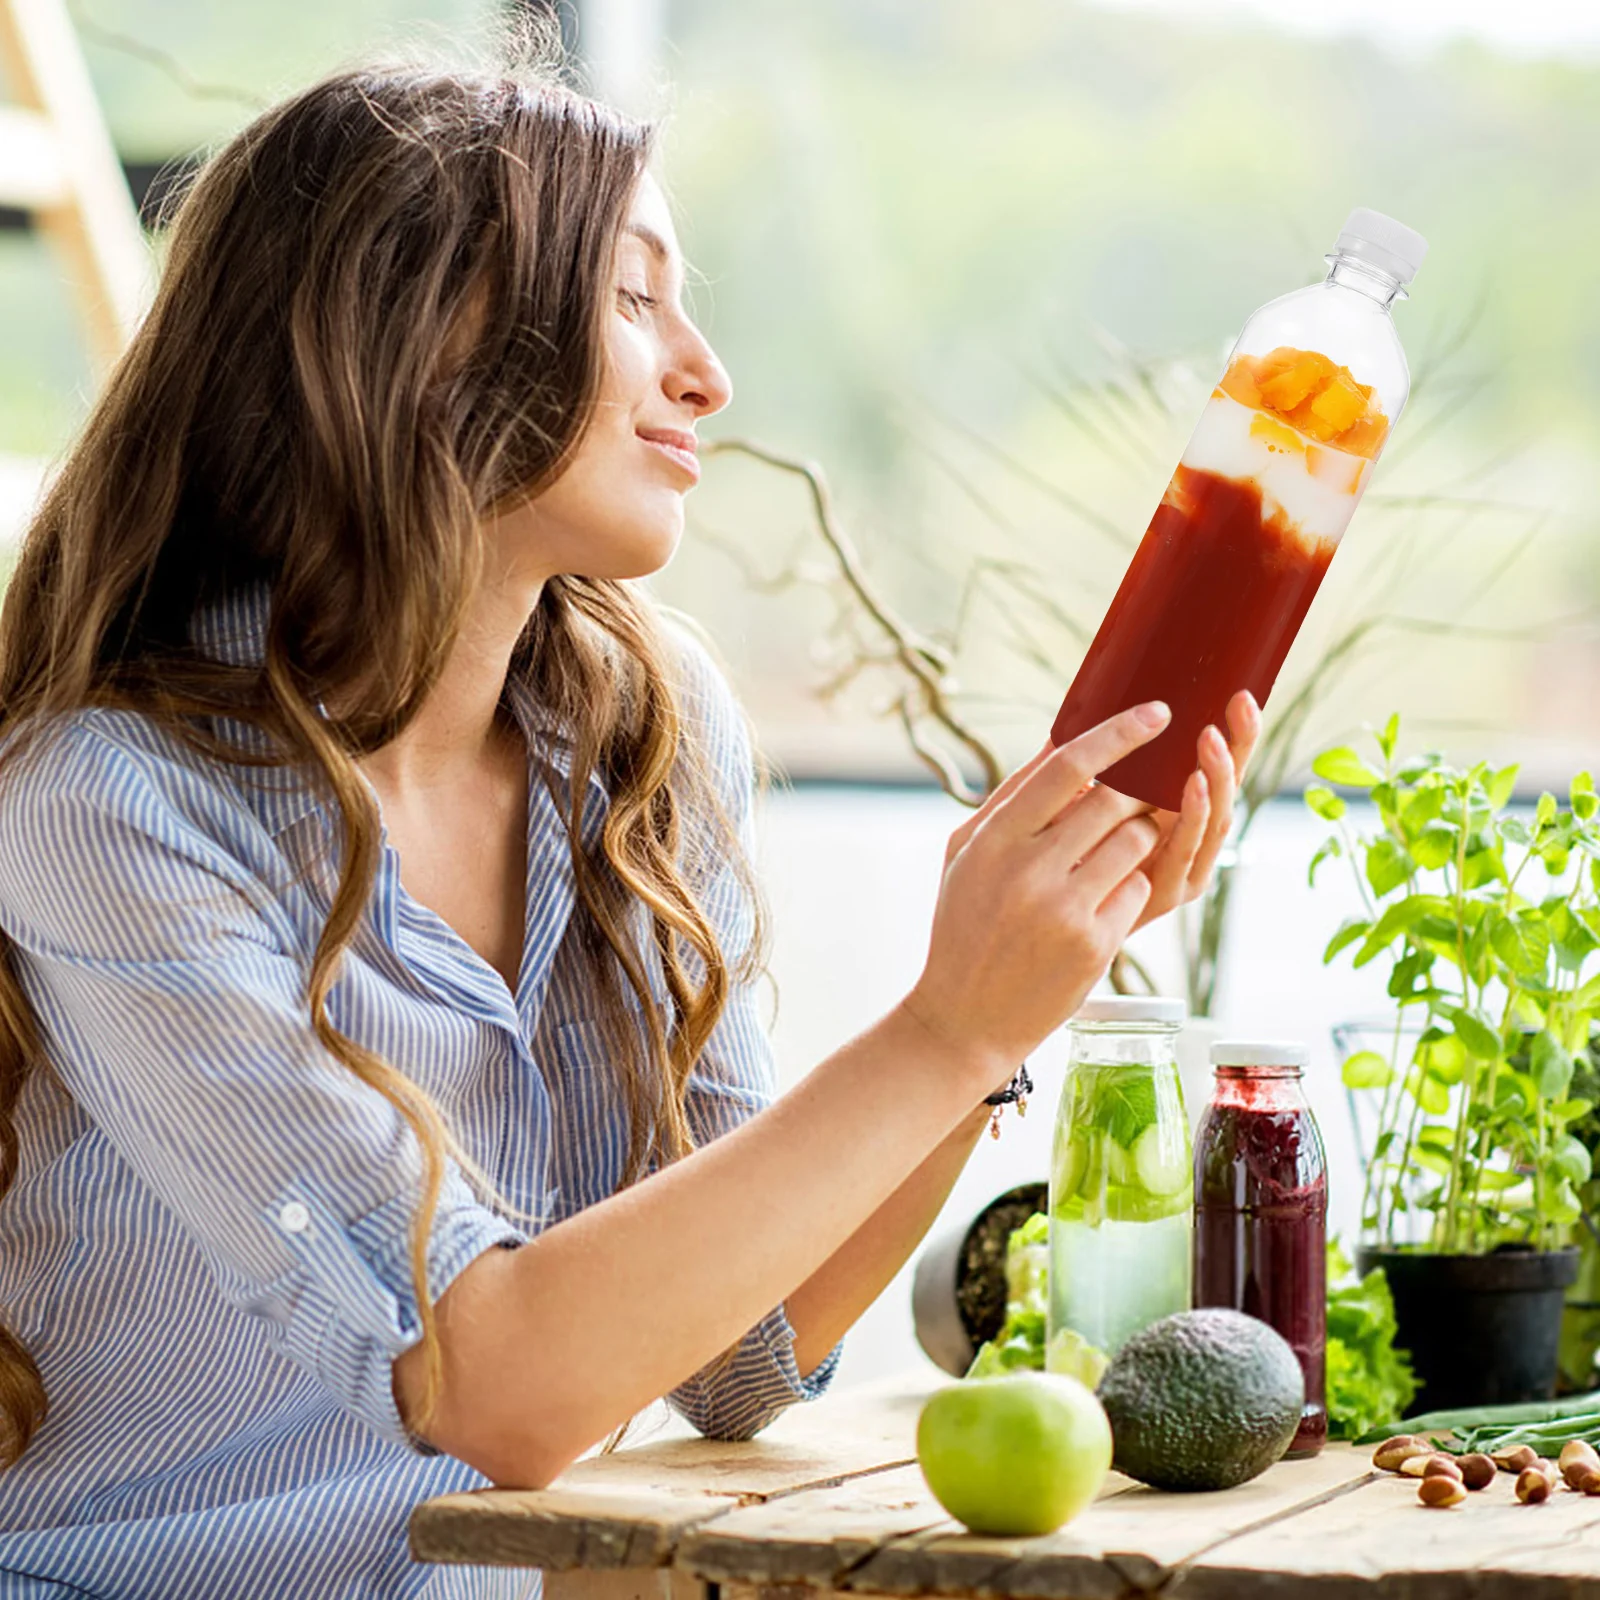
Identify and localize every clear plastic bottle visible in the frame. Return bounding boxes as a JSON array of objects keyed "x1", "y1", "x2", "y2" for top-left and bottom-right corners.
[
  {"x1": 1047, "y1": 996, "x2": 1190, "y2": 1372},
  {"x1": 1193, "y1": 1041, "x2": 1328, "y2": 1458},
  {"x1": 1051, "y1": 208, "x2": 1428, "y2": 811}
]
